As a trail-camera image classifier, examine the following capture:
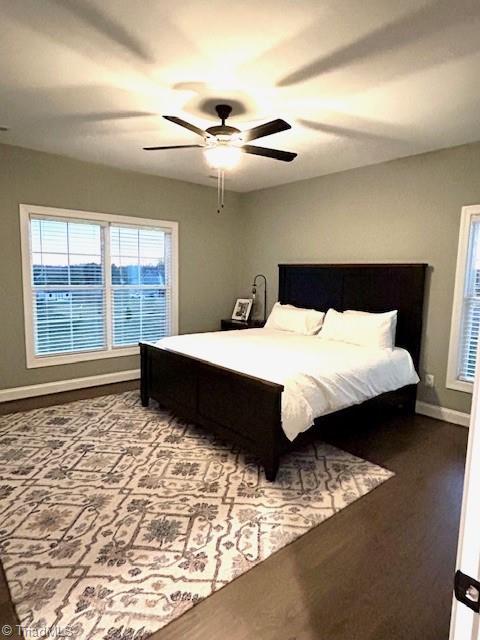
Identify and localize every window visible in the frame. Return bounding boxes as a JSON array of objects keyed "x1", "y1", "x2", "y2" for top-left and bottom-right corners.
[
  {"x1": 447, "y1": 205, "x2": 480, "y2": 393},
  {"x1": 20, "y1": 205, "x2": 178, "y2": 368}
]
